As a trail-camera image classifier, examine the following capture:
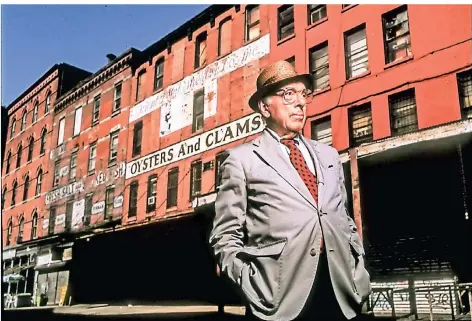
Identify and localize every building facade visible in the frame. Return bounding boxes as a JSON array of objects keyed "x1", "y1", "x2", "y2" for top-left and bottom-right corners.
[{"x1": 2, "y1": 4, "x2": 472, "y2": 314}]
